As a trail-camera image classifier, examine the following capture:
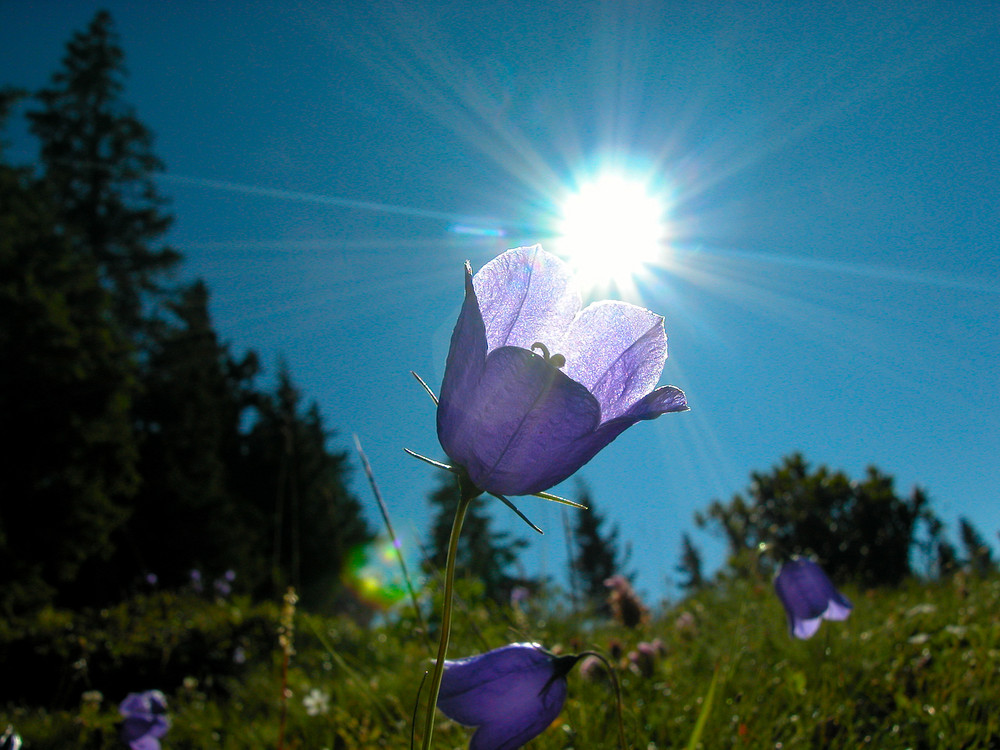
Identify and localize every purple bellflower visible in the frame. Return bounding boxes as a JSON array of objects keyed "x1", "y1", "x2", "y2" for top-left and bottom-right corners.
[
  {"x1": 774, "y1": 558, "x2": 853, "y2": 639},
  {"x1": 435, "y1": 244, "x2": 688, "y2": 500},
  {"x1": 119, "y1": 690, "x2": 170, "y2": 750},
  {"x1": 438, "y1": 642, "x2": 581, "y2": 750}
]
